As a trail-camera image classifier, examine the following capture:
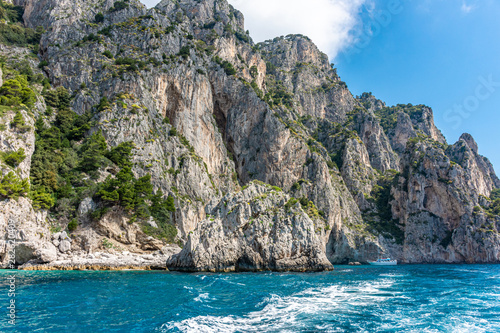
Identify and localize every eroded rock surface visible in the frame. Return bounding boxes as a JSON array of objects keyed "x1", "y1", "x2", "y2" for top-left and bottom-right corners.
[
  {"x1": 168, "y1": 183, "x2": 332, "y2": 272},
  {"x1": 0, "y1": 0, "x2": 498, "y2": 272}
]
